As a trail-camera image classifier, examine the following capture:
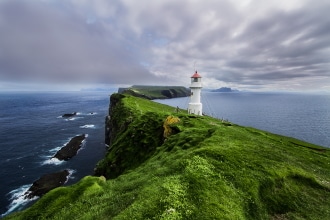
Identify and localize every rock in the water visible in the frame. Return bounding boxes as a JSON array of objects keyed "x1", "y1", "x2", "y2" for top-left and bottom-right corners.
[
  {"x1": 62, "y1": 112, "x2": 77, "y2": 117},
  {"x1": 53, "y1": 134, "x2": 86, "y2": 160},
  {"x1": 24, "y1": 170, "x2": 69, "y2": 199}
]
